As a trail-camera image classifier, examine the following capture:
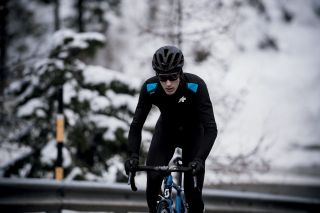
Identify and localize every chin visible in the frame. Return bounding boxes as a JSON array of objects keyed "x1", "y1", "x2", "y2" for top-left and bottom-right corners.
[{"x1": 165, "y1": 90, "x2": 176, "y2": 95}]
